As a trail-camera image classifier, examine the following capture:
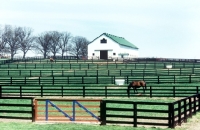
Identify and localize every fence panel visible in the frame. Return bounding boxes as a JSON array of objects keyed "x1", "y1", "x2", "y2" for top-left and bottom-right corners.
[
  {"x1": 100, "y1": 100, "x2": 171, "y2": 128},
  {"x1": 0, "y1": 97, "x2": 34, "y2": 121},
  {"x1": 0, "y1": 85, "x2": 200, "y2": 98}
]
